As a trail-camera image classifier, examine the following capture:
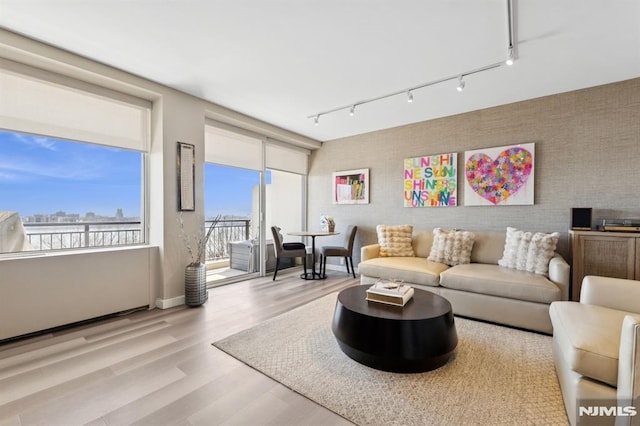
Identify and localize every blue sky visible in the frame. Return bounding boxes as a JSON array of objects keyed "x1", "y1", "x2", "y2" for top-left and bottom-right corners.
[
  {"x1": 204, "y1": 164, "x2": 268, "y2": 219},
  {"x1": 0, "y1": 130, "x2": 263, "y2": 219},
  {"x1": 0, "y1": 130, "x2": 141, "y2": 217}
]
